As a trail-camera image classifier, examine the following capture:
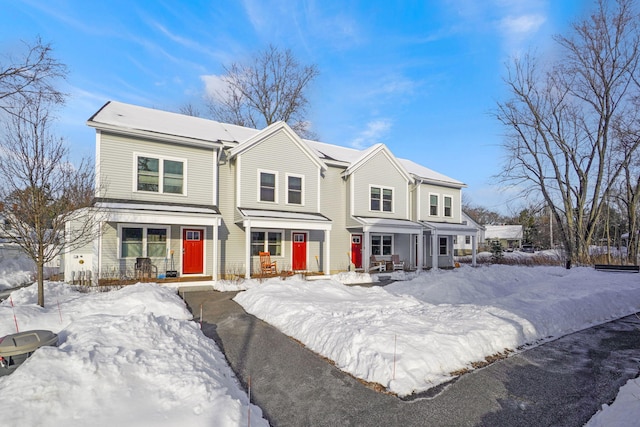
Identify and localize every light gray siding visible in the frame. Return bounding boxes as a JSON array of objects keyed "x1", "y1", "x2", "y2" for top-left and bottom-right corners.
[
  {"x1": 418, "y1": 183, "x2": 462, "y2": 223},
  {"x1": 351, "y1": 151, "x2": 409, "y2": 219},
  {"x1": 320, "y1": 165, "x2": 352, "y2": 273},
  {"x1": 236, "y1": 129, "x2": 320, "y2": 212},
  {"x1": 98, "y1": 131, "x2": 216, "y2": 205}
]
